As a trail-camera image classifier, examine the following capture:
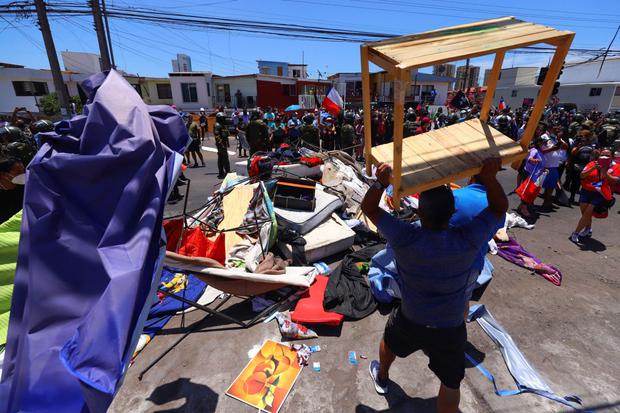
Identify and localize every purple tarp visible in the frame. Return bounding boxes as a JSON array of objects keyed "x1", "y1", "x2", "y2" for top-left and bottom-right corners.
[
  {"x1": 496, "y1": 237, "x2": 562, "y2": 286},
  {"x1": 0, "y1": 70, "x2": 189, "y2": 412}
]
